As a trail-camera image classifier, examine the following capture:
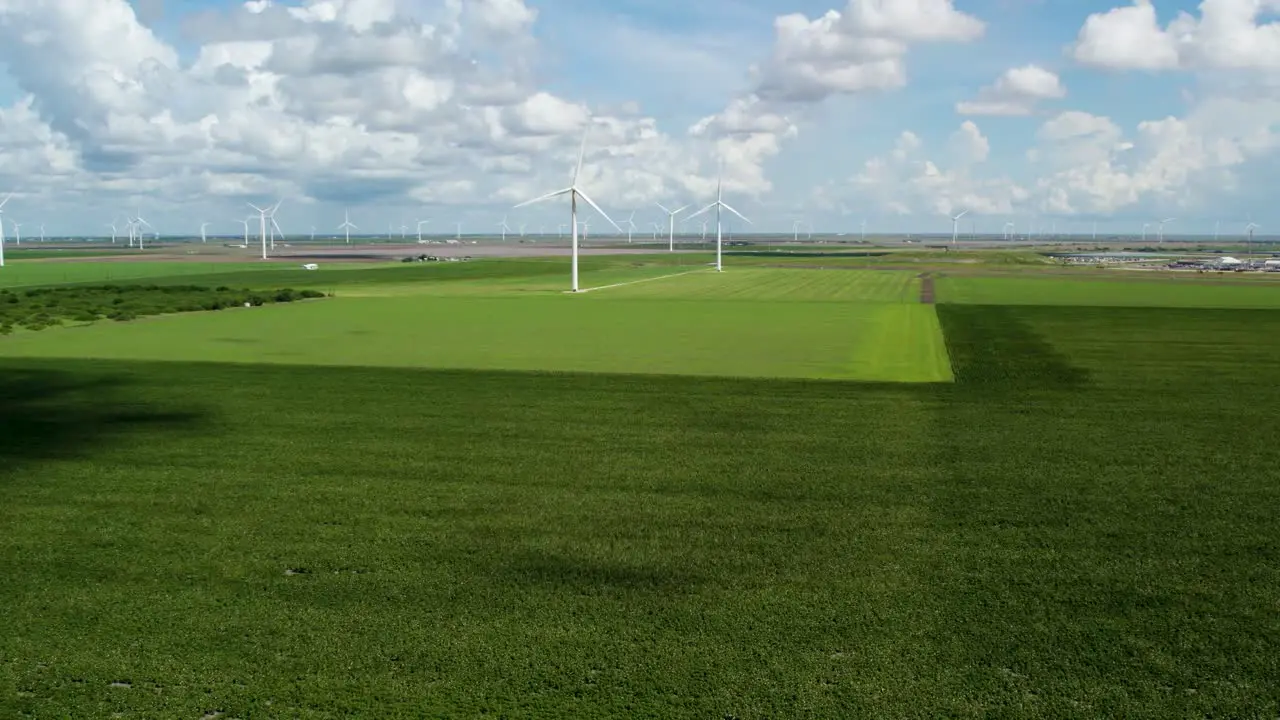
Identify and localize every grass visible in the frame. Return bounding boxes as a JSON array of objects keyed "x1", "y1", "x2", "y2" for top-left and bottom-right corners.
[
  {"x1": 0, "y1": 295, "x2": 951, "y2": 382},
  {"x1": 3, "y1": 302, "x2": 1280, "y2": 716},
  {"x1": 938, "y1": 274, "x2": 1280, "y2": 308},
  {"x1": 2, "y1": 256, "x2": 1279, "y2": 716},
  {"x1": 0, "y1": 261, "x2": 297, "y2": 289}
]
